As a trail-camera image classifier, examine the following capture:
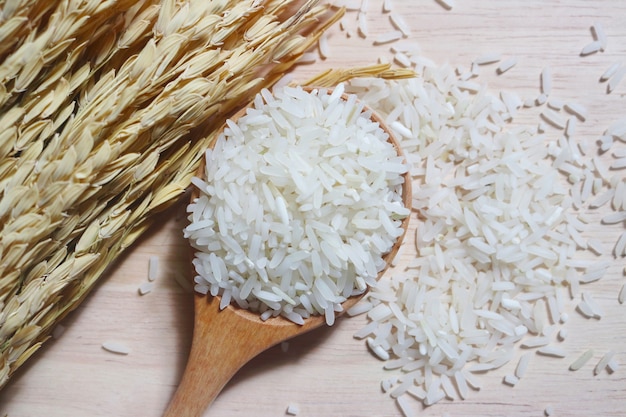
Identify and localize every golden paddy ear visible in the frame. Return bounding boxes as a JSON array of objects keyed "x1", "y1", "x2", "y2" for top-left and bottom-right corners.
[{"x1": 0, "y1": 0, "x2": 350, "y2": 389}]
